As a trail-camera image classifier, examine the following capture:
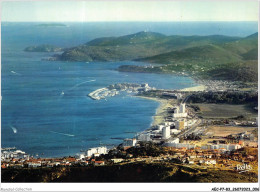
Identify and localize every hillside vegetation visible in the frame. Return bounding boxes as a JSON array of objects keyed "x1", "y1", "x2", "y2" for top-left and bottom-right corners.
[
  {"x1": 2, "y1": 162, "x2": 257, "y2": 182},
  {"x1": 59, "y1": 31, "x2": 243, "y2": 62},
  {"x1": 52, "y1": 31, "x2": 258, "y2": 82}
]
